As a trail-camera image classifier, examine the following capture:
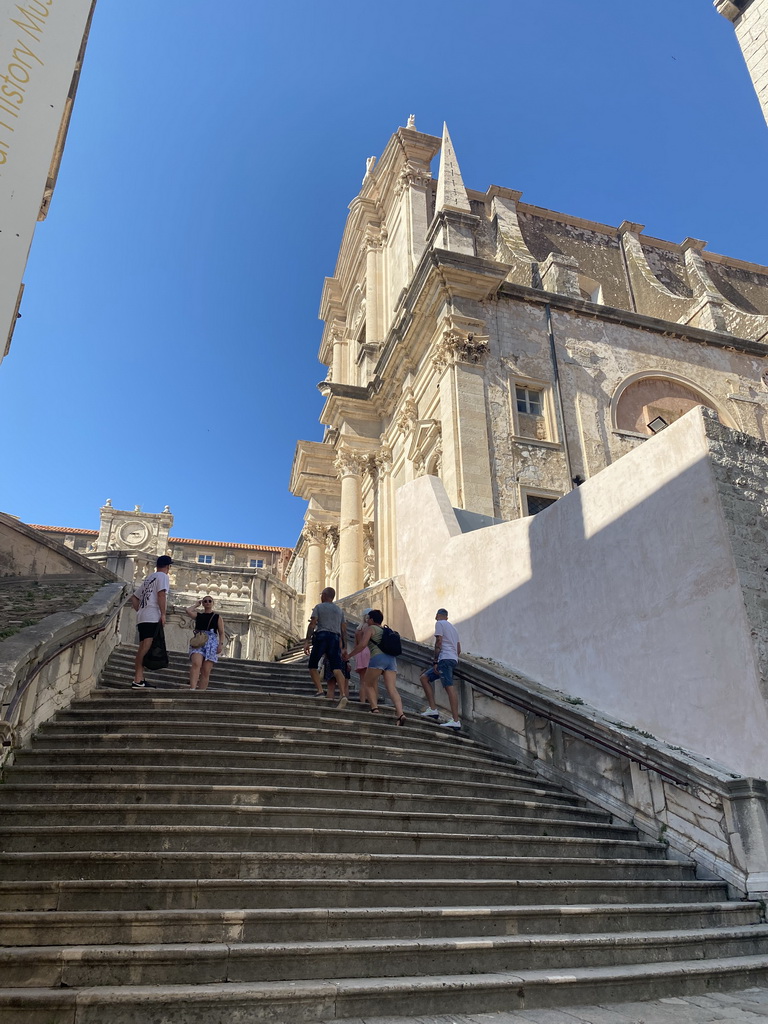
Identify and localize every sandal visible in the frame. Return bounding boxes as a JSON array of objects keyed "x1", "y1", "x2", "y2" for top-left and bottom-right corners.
[
  {"x1": 370, "y1": 706, "x2": 381, "y2": 714},
  {"x1": 396, "y1": 713, "x2": 406, "y2": 727}
]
